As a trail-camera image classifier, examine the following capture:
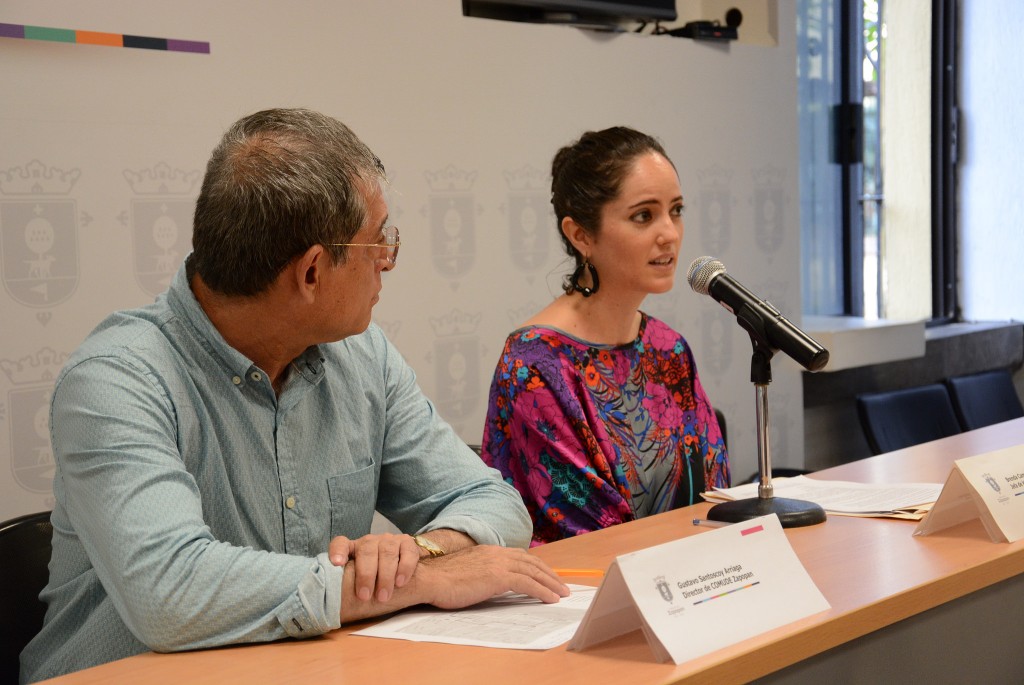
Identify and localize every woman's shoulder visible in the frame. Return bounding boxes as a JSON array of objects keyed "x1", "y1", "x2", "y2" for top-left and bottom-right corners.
[{"x1": 505, "y1": 324, "x2": 580, "y2": 353}]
